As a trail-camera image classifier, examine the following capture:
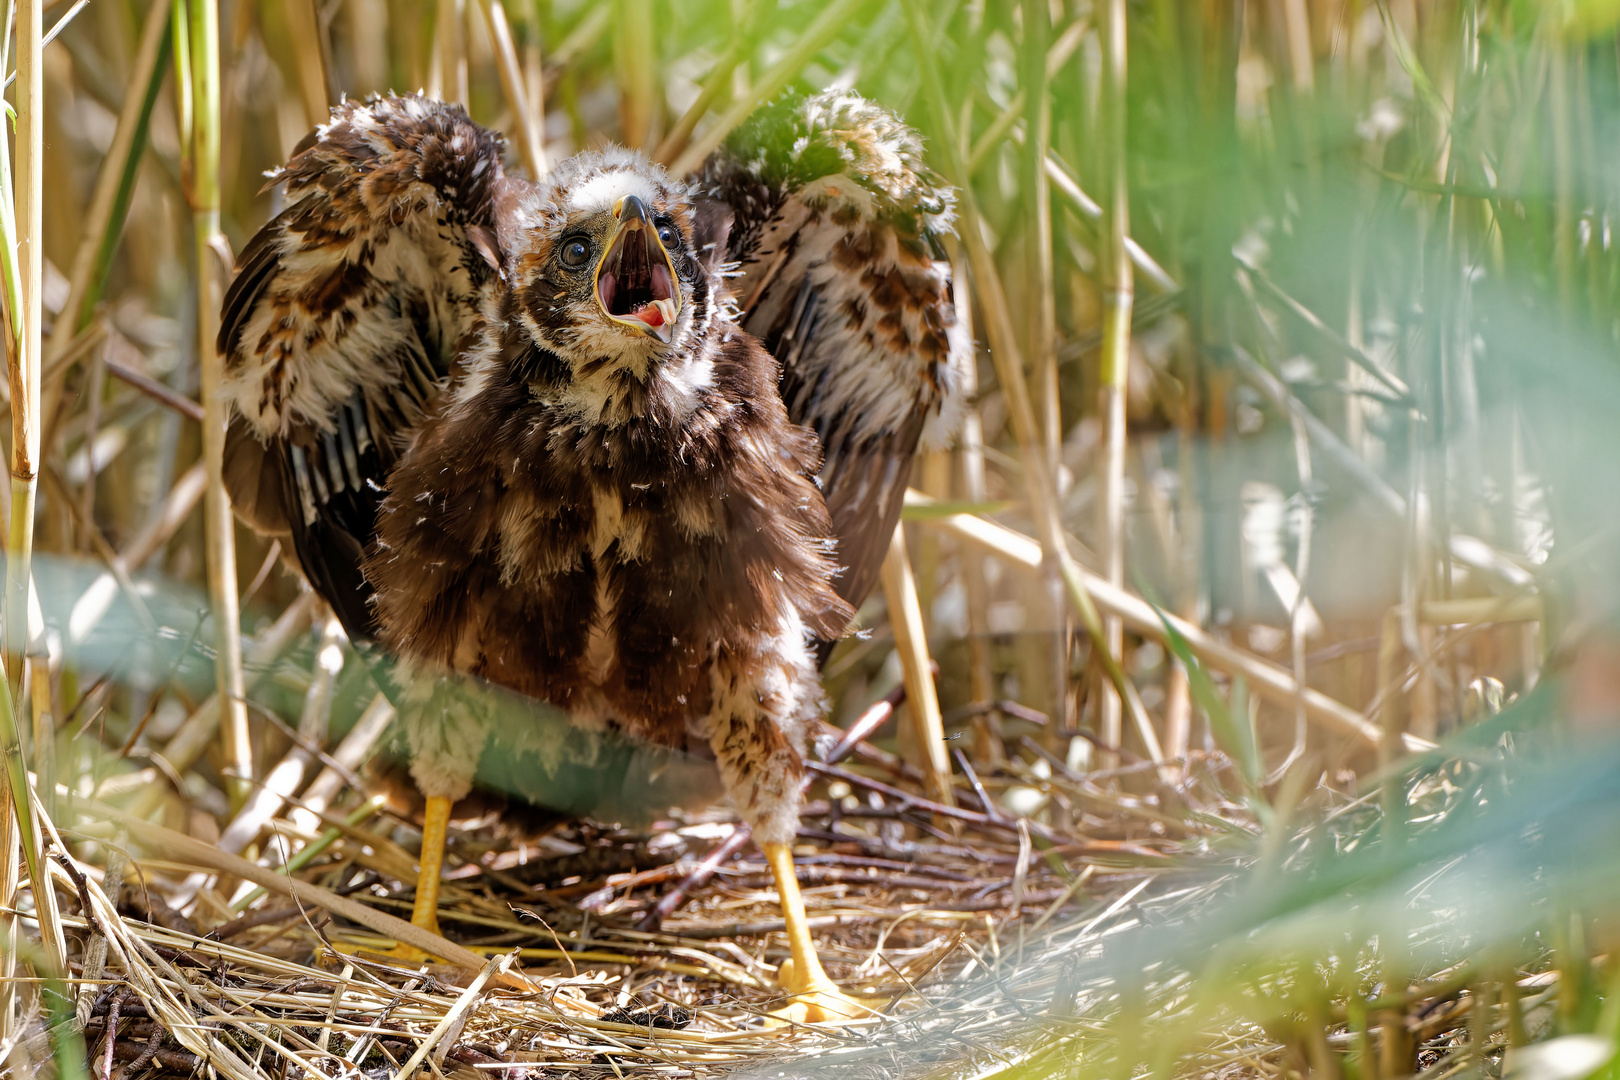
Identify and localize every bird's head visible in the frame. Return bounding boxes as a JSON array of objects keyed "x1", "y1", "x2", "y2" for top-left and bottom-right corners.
[{"x1": 486, "y1": 151, "x2": 704, "y2": 380}]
